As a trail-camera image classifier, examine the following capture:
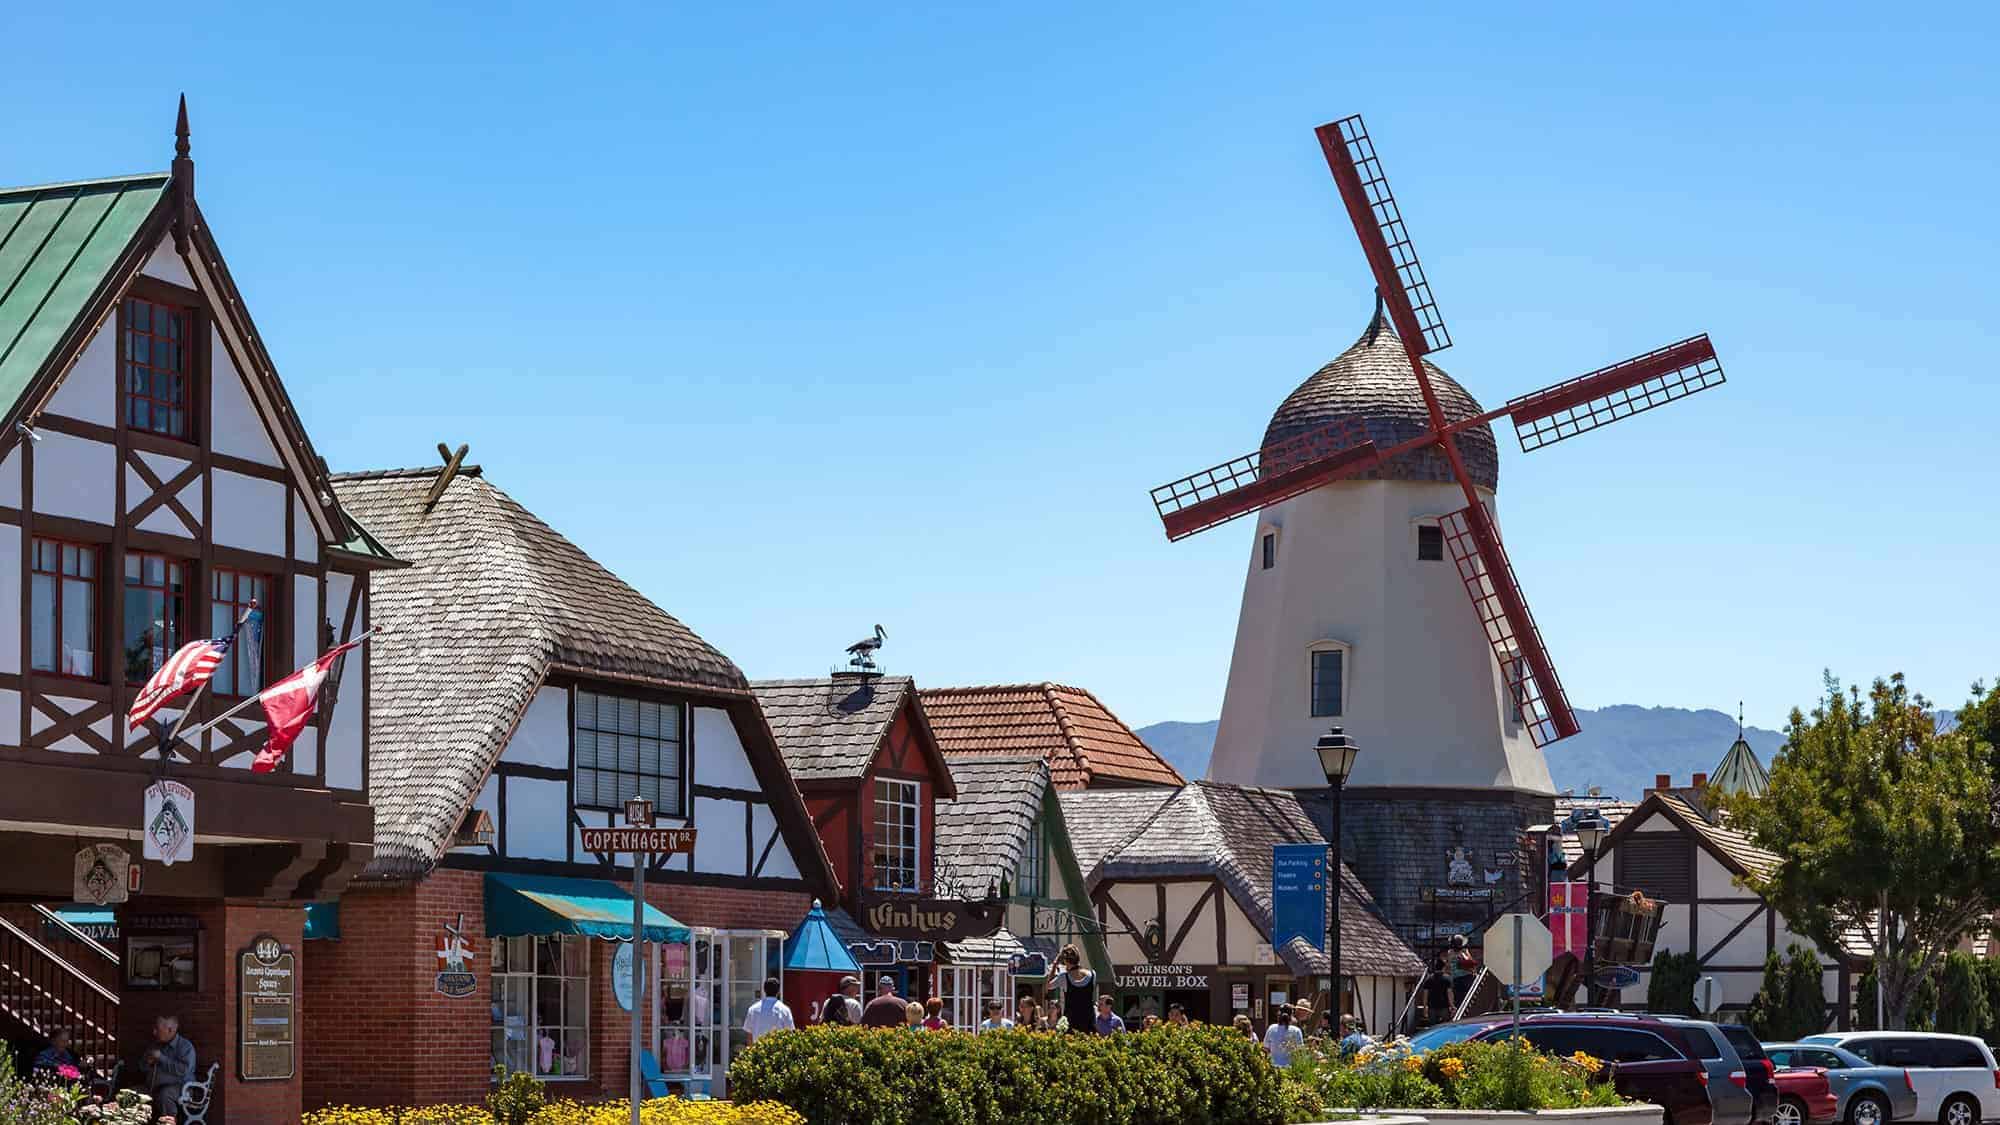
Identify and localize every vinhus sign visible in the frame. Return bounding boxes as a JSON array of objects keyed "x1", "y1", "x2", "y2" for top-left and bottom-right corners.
[{"x1": 853, "y1": 892, "x2": 1002, "y2": 942}]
